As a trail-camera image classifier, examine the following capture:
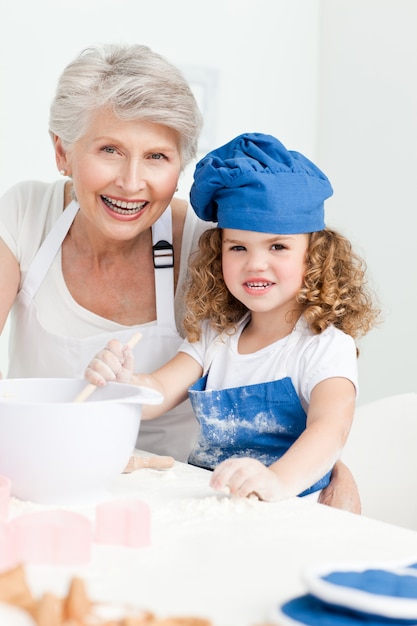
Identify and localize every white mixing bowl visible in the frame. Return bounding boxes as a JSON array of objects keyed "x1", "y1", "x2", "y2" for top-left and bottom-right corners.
[{"x1": 0, "y1": 378, "x2": 162, "y2": 505}]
